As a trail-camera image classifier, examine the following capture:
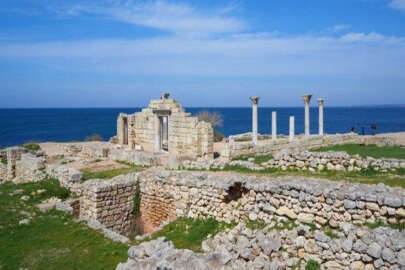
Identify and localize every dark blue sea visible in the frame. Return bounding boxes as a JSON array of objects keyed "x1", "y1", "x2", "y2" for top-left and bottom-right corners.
[{"x1": 1, "y1": 107, "x2": 404, "y2": 148}]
